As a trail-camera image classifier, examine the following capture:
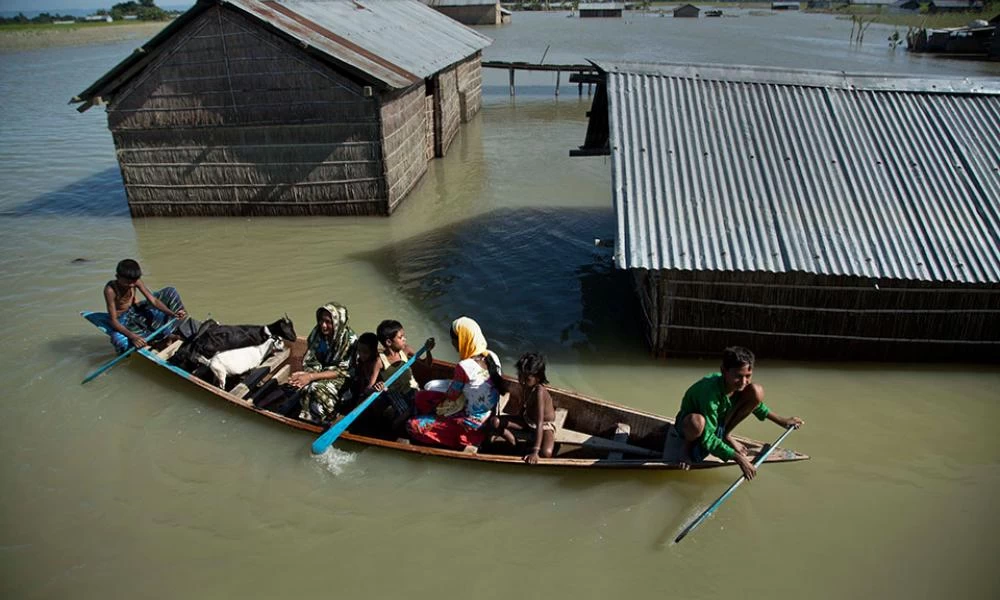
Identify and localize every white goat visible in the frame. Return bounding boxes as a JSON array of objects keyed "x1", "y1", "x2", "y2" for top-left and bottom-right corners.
[{"x1": 202, "y1": 337, "x2": 283, "y2": 388}]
